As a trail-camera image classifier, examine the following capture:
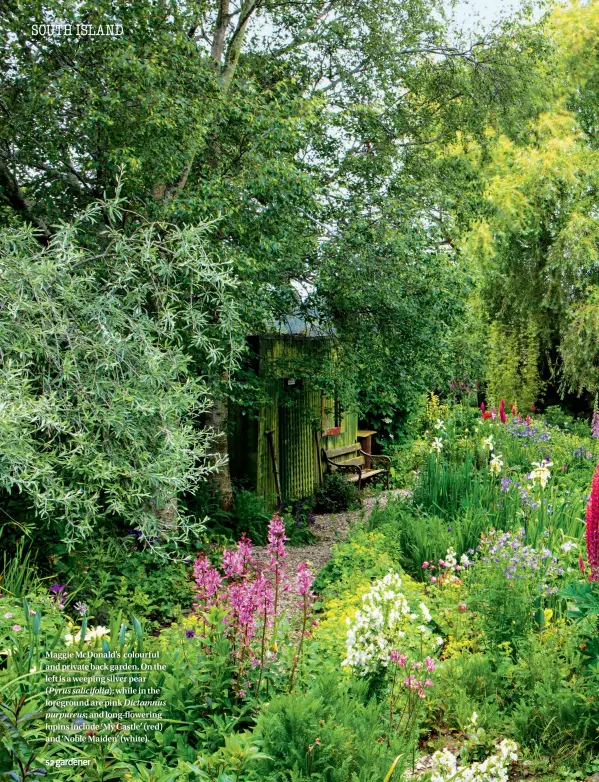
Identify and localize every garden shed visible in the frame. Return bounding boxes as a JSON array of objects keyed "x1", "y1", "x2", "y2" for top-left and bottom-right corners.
[{"x1": 228, "y1": 320, "x2": 359, "y2": 504}]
